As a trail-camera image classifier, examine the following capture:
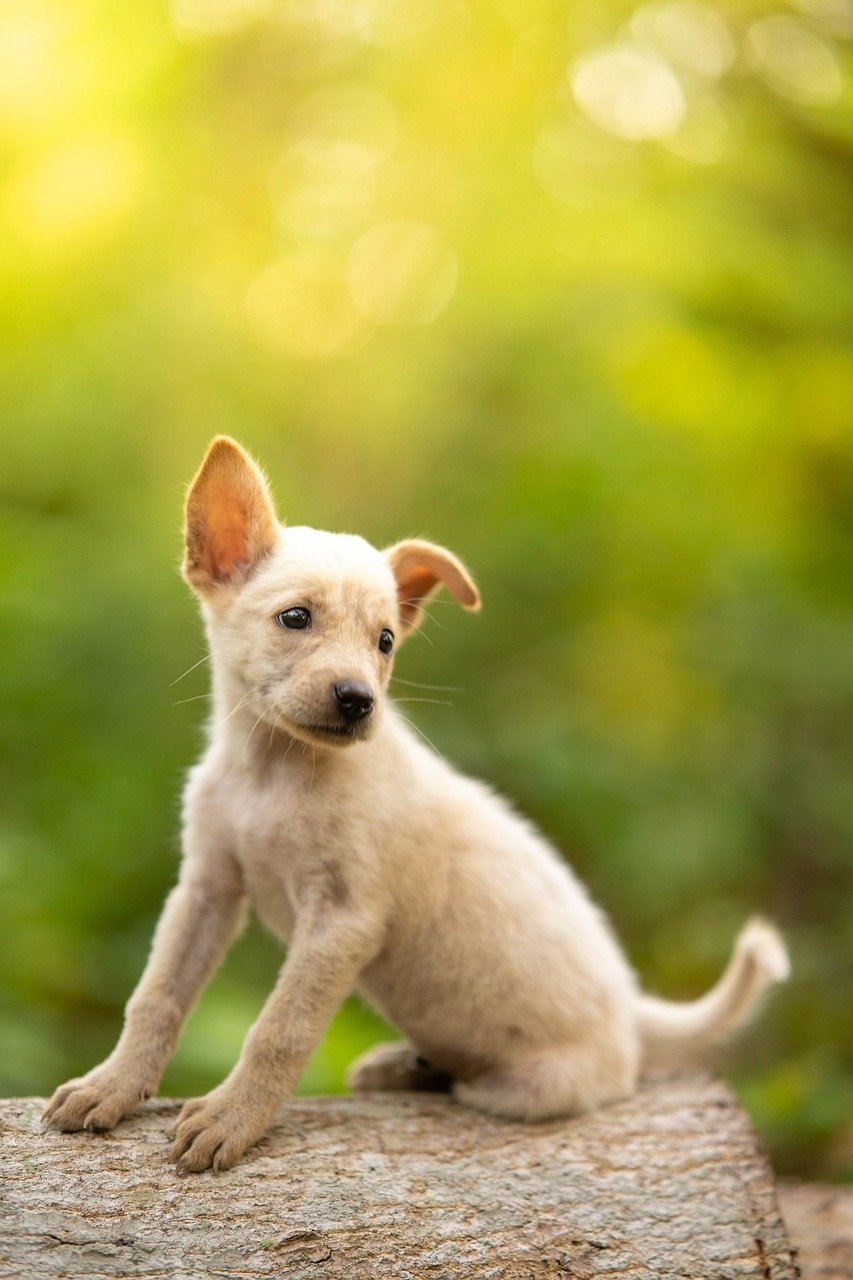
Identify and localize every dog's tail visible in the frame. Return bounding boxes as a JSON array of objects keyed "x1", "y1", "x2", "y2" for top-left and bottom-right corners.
[{"x1": 637, "y1": 918, "x2": 789, "y2": 1066}]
